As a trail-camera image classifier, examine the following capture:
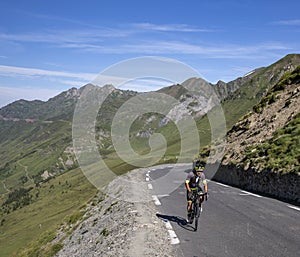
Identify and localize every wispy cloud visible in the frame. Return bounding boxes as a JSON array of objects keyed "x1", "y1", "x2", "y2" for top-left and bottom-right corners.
[
  {"x1": 0, "y1": 65, "x2": 96, "y2": 81},
  {"x1": 0, "y1": 28, "x2": 130, "y2": 44},
  {"x1": 59, "y1": 79, "x2": 90, "y2": 87},
  {"x1": 118, "y1": 78, "x2": 172, "y2": 92},
  {"x1": 0, "y1": 65, "x2": 97, "y2": 107},
  {"x1": 132, "y1": 22, "x2": 212, "y2": 32},
  {"x1": 272, "y1": 19, "x2": 300, "y2": 26},
  {"x1": 1, "y1": 21, "x2": 290, "y2": 59},
  {"x1": 0, "y1": 22, "x2": 211, "y2": 48},
  {"x1": 65, "y1": 40, "x2": 290, "y2": 58}
]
